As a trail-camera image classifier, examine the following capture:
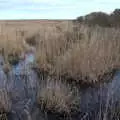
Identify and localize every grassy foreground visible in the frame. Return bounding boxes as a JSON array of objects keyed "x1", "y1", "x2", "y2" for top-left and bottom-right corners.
[{"x1": 0, "y1": 20, "x2": 120, "y2": 119}]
